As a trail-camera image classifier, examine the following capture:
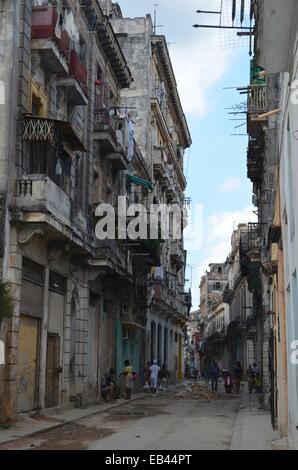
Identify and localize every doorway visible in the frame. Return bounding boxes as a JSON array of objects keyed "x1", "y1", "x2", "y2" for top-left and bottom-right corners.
[
  {"x1": 16, "y1": 315, "x2": 40, "y2": 412},
  {"x1": 45, "y1": 334, "x2": 60, "y2": 408}
]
